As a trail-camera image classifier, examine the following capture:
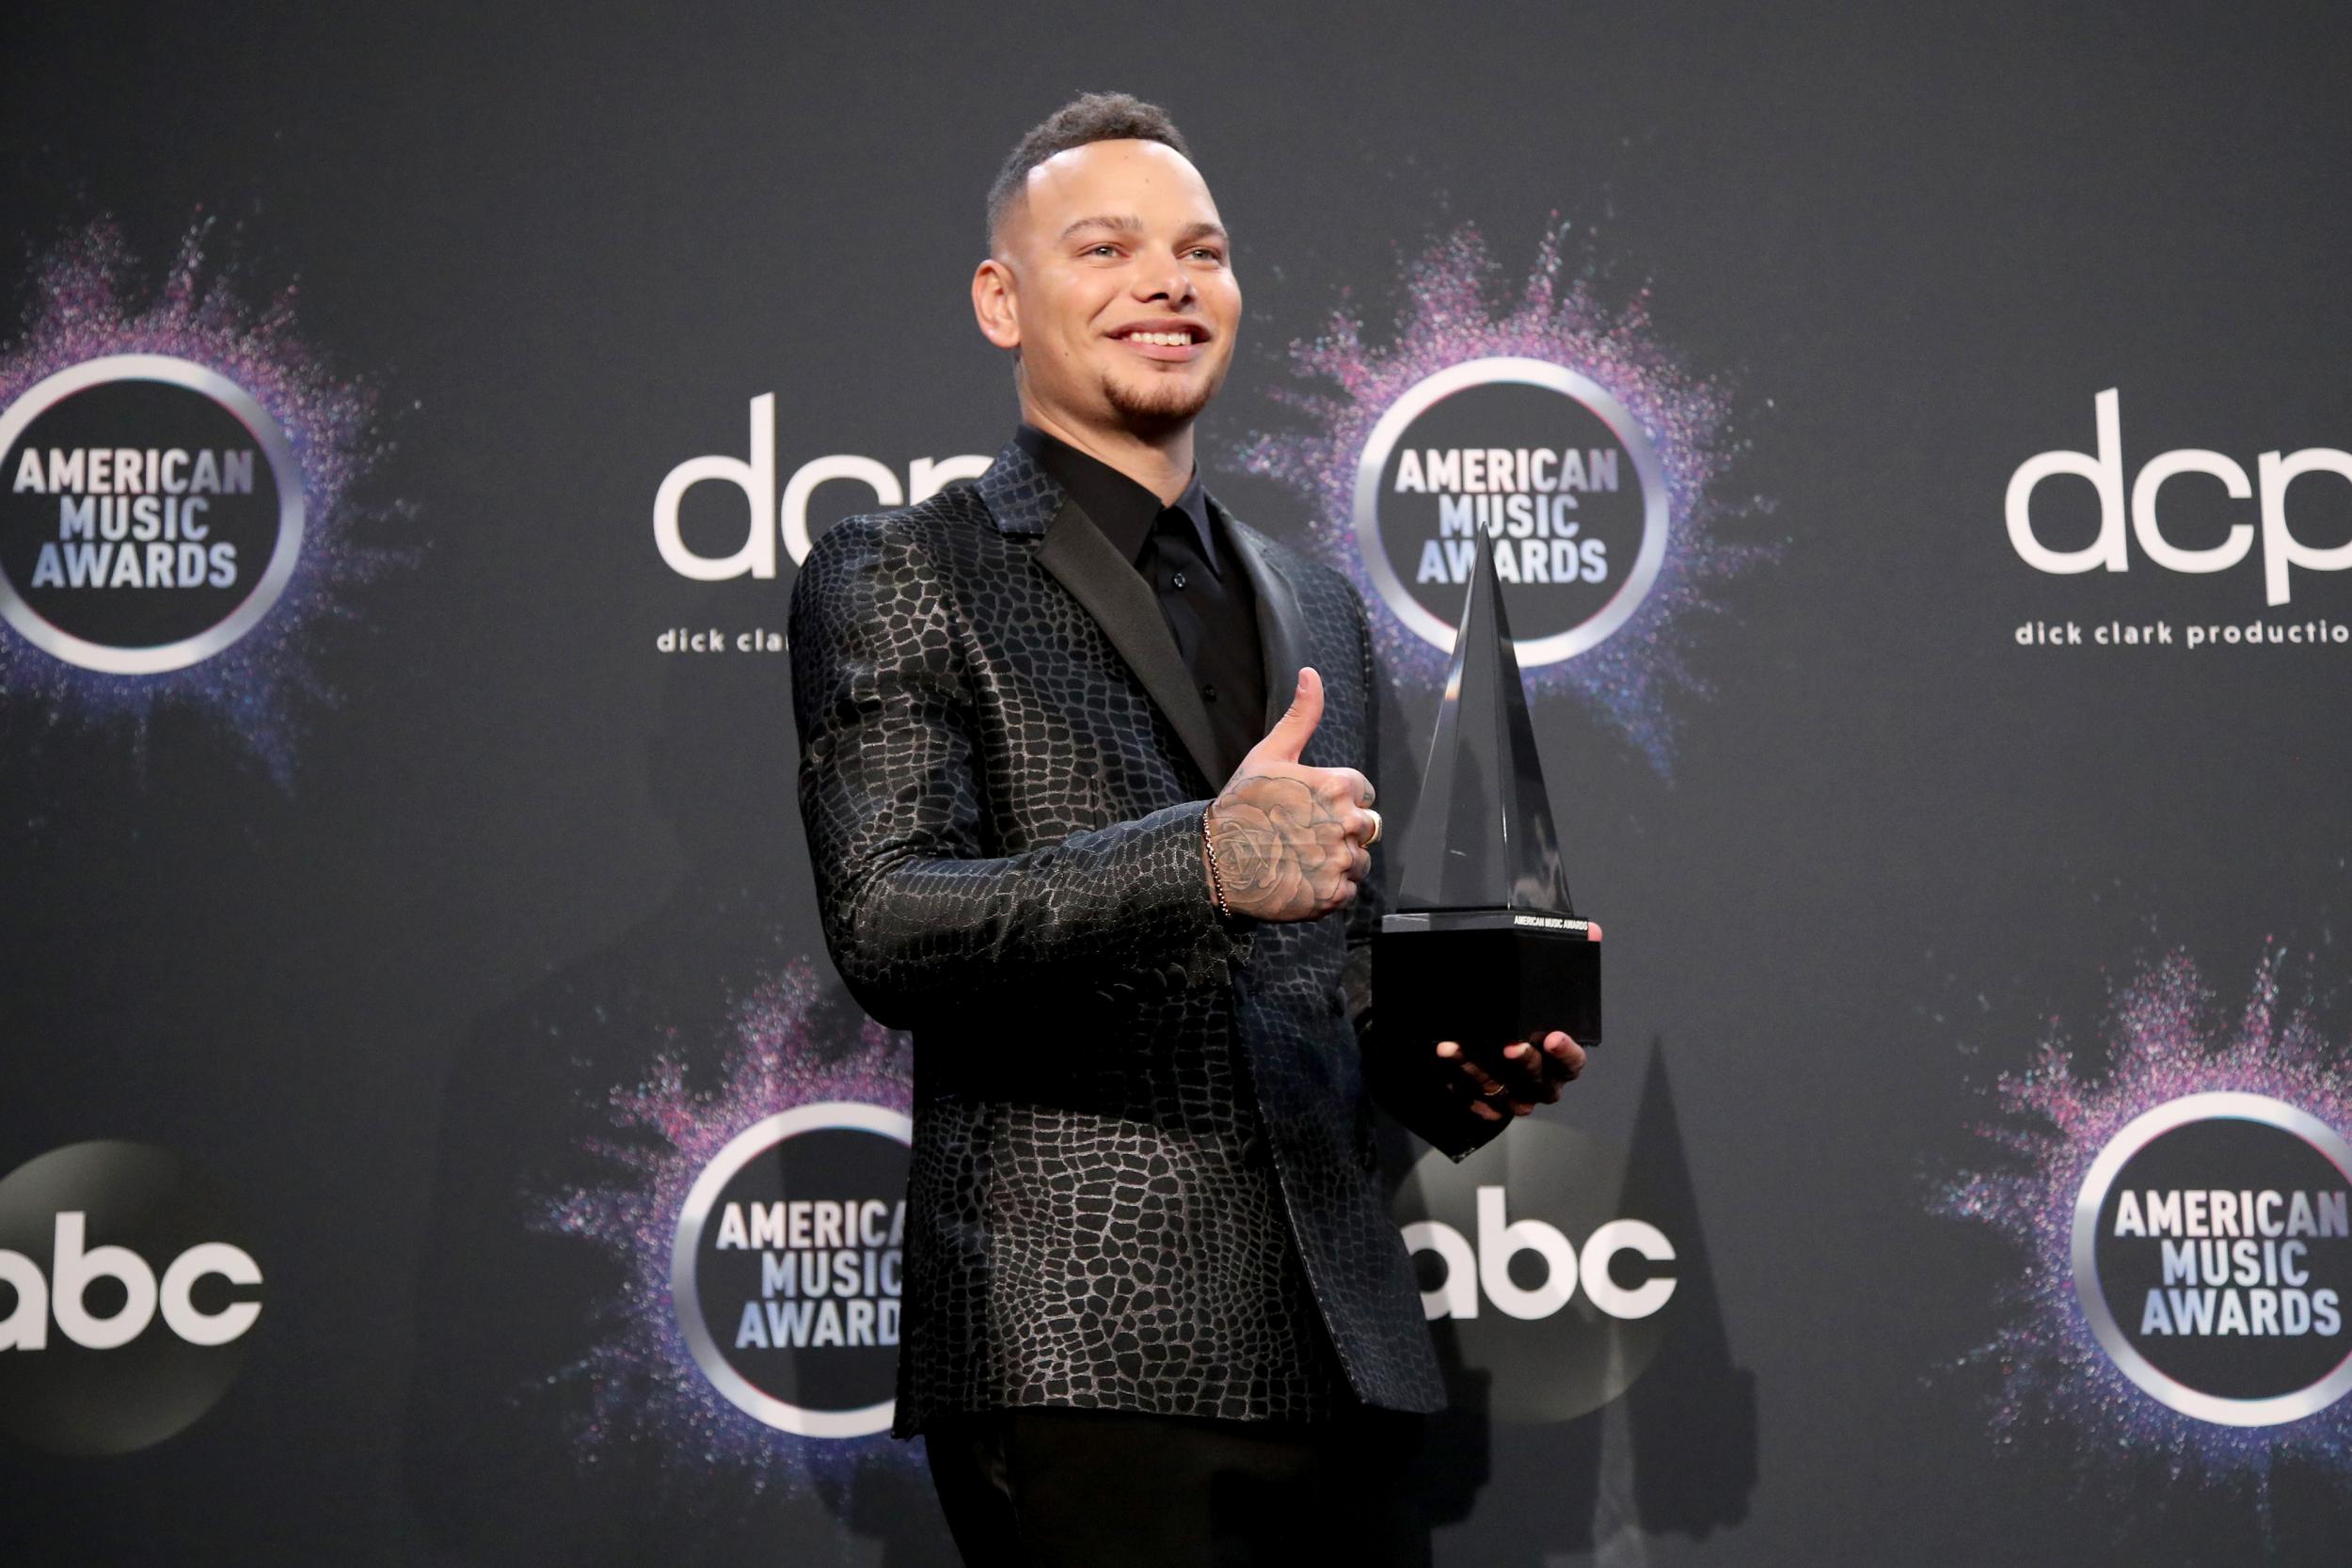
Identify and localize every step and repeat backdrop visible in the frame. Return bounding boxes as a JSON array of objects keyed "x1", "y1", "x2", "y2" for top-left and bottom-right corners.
[{"x1": 3, "y1": 4, "x2": 2348, "y2": 1564}]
